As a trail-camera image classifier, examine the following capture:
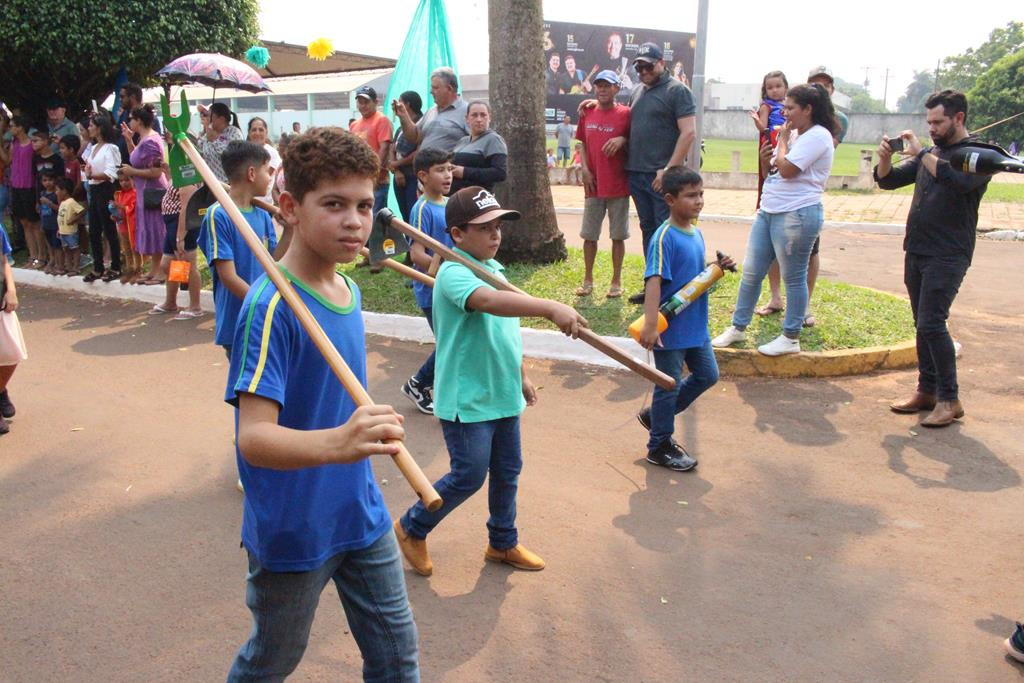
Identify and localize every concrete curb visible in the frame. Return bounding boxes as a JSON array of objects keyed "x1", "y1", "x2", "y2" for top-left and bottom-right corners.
[{"x1": 16, "y1": 267, "x2": 917, "y2": 379}]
